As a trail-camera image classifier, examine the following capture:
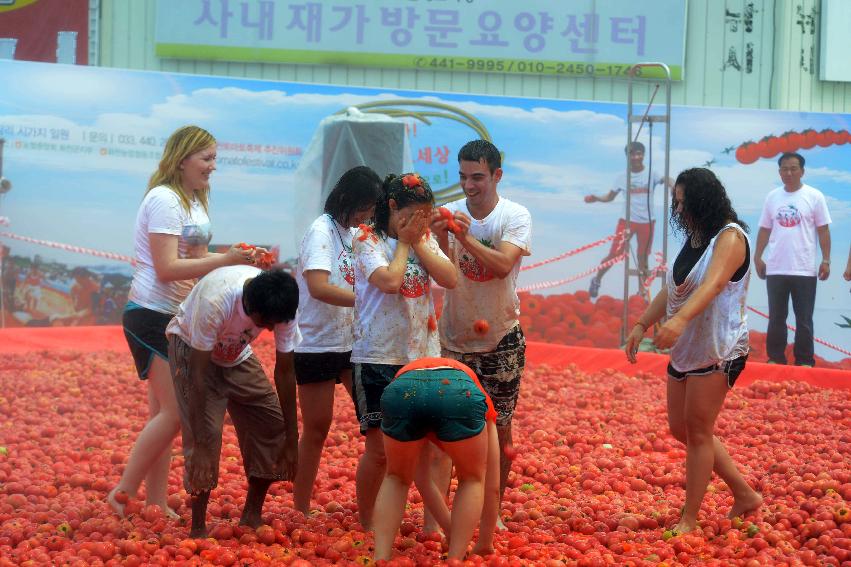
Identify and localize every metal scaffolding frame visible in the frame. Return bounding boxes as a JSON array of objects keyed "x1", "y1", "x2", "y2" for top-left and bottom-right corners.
[{"x1": 621, "y1": 63, "x2": 672, "y2": 344}]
